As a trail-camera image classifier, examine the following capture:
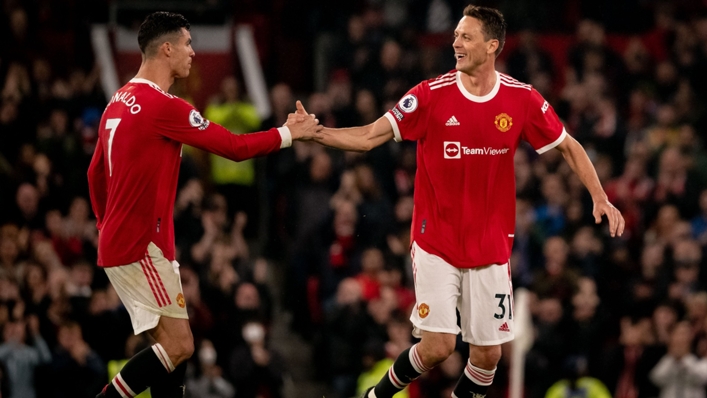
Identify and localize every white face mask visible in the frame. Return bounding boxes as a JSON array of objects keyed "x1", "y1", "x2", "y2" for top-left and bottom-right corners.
[
  {"x1": 242, "y1": 323, "x2": 265, "y2": 344},
  {"x1": 199, "y1": 346, "x2": 217, "y2": 366}
]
